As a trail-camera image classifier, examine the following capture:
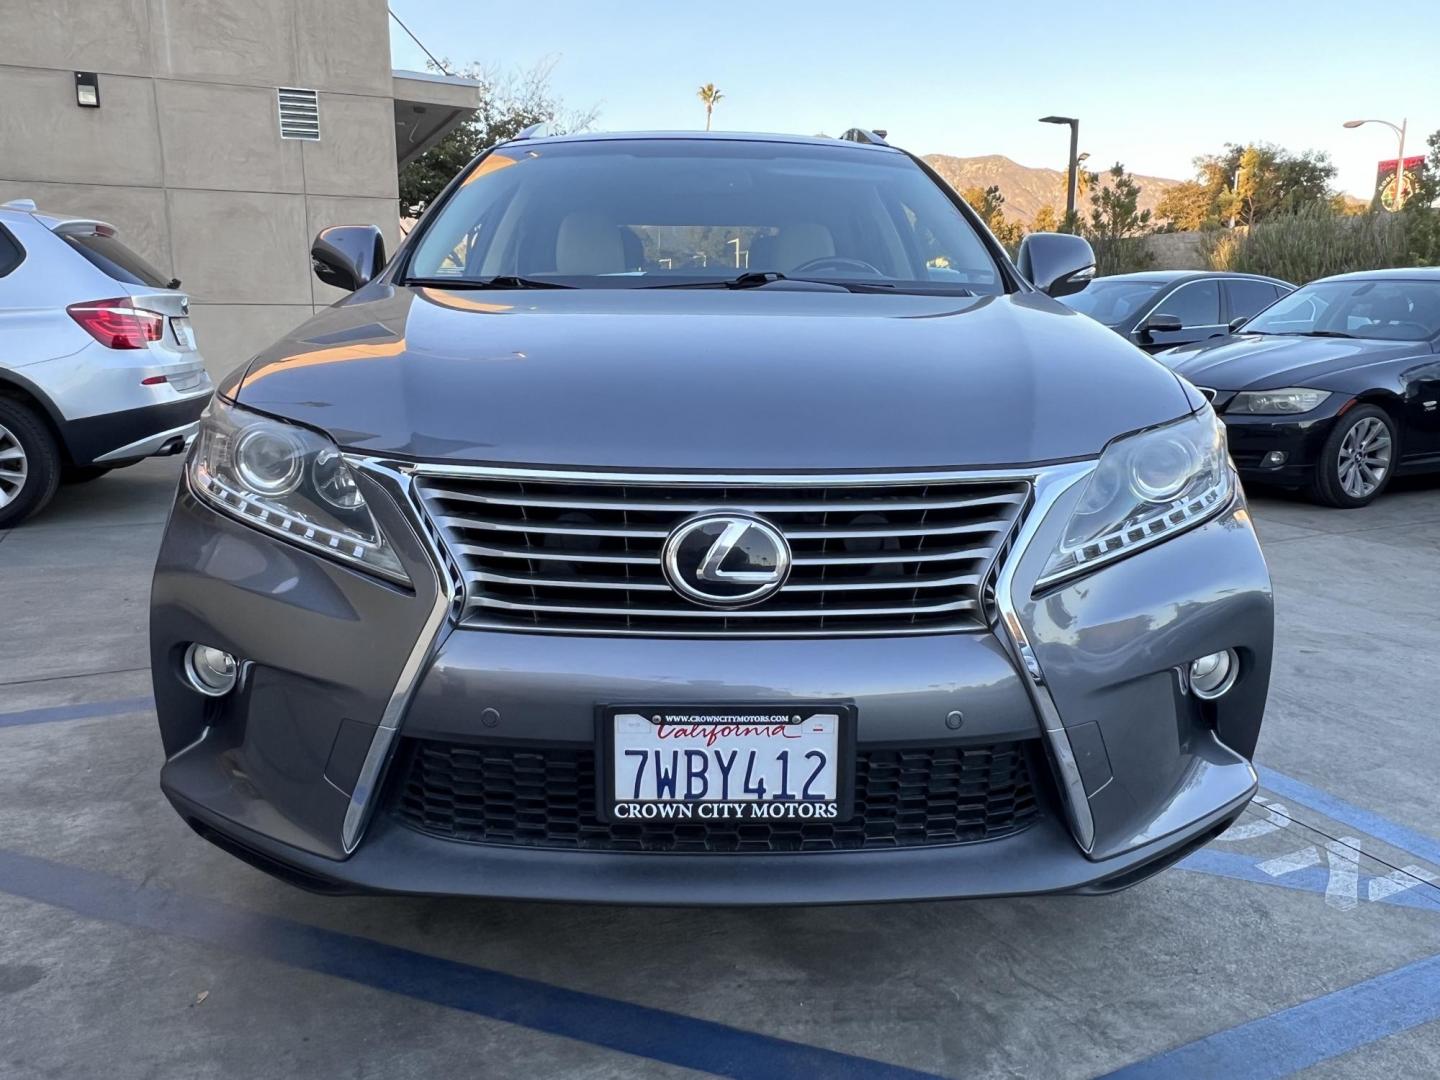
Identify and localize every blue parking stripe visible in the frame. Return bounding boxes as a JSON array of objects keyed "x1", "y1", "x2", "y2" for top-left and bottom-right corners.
[
  {"x1": 0, "y1": 848, "x2": 946, "y2": 1080},
  {"x1": 1259, "y1": 765, "x2": 1440, "y2": 870},
  {"x1": 0, "y1": 695, "x2": 153, "y2": 729},
  {"x1": 1099, "y1": 949, "x2": 1440, "y2": 1079}
]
